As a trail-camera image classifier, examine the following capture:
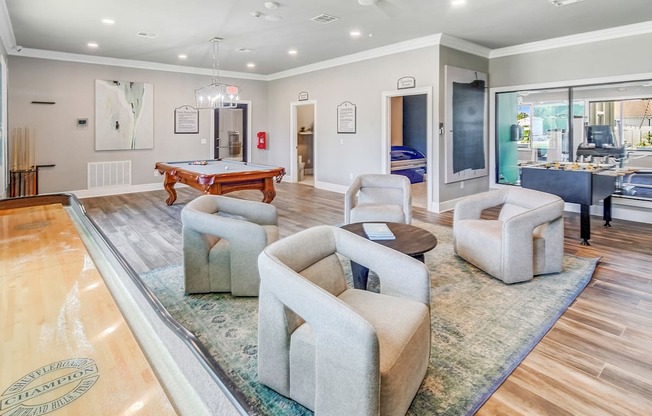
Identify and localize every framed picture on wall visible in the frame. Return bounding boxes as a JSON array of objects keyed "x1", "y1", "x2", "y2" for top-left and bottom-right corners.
[
  {"x1": 95, "y1": 80, "x2": 154, "y2": 150},
  {"x1": 337, "y1": 101, "x2": 356, "y2": 134},
  {"x1": 443, "y1": 66, "x2": 488, "y2": 184},
  {"x1": 174, "y1": 105, "x2": 199, "y2": 134}
]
